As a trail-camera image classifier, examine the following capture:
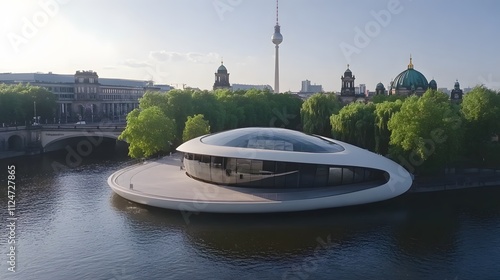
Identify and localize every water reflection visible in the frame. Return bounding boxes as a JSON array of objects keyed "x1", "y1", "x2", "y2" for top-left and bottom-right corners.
[
  {"x1": 1, "y1": 151, "x2": 499, "y2": 279},
  {"x1": 110, "y1": 191, "x2": 411, "y2": 259},
  {"x1": 110, "y1": 185, "x2": 500, "y2": 276}
]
